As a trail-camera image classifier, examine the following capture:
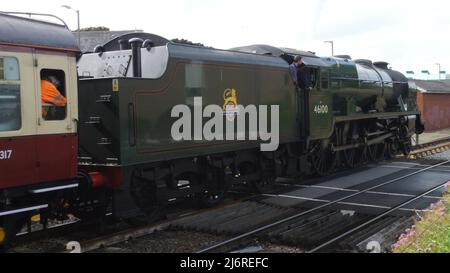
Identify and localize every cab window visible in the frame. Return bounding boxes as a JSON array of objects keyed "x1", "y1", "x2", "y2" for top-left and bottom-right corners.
[
  {"x1": 0, "y1": 57, "x2": 21, "y2": 132},
  {"x1": 40, "y1": 69, "x2": 67, "y2": 121},
  {"x1": 310, "y1": 68, "x2": 320, "y2": 89},
  {"x1": 321, "y1": 70, "x2": 329, "y2": 90}
]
